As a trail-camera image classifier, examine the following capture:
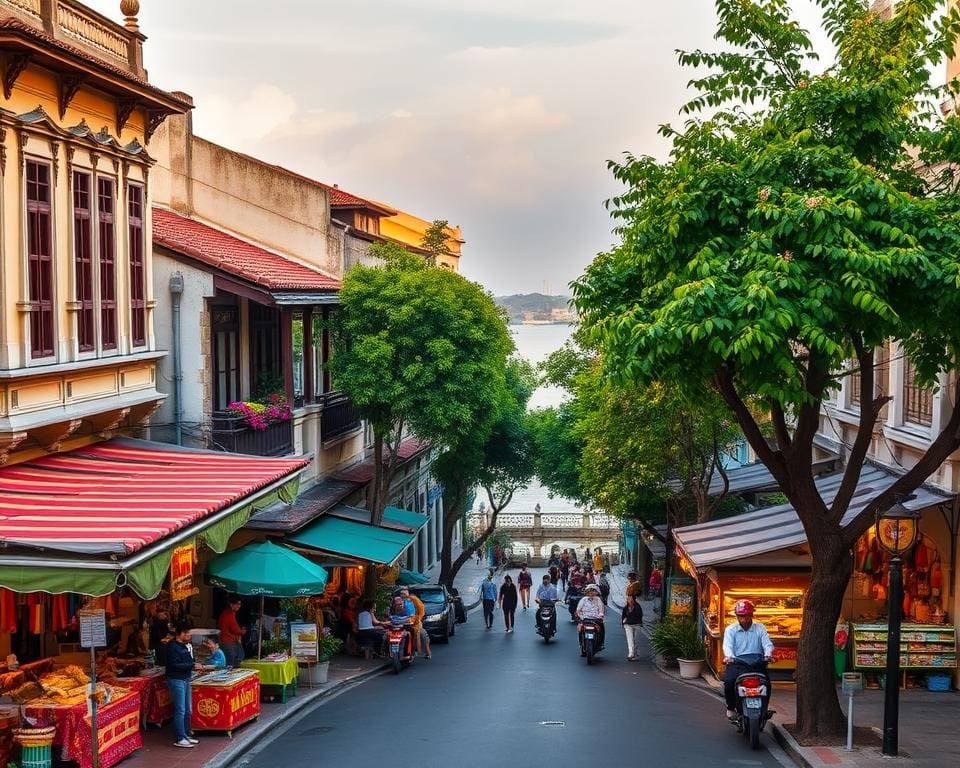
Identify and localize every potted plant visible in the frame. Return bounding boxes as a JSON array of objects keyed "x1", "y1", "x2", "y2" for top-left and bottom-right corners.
[
  {"x1": 300, "y1": 633, "x2": 343, "y2": 686},
  {"x1": 651, "y1": 616, "x2": 706, "y2": 678}
]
